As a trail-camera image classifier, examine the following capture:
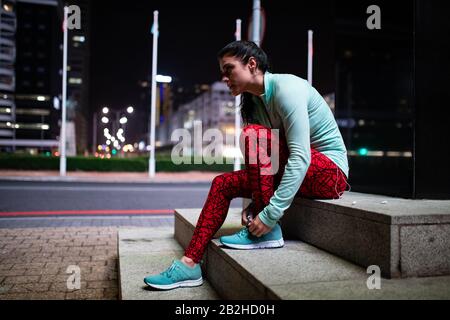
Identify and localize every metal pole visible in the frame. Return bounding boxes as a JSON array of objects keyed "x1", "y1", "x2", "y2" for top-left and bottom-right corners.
[
  {"x1": 234, "y1": 19, "x2": 242, "y2": 172},
  {"x1": 308, "y1": 30, "x2": 313, "y2": 85},
  {"x1": 60, "y1": 6, "x2": 68, "y2": 176},
  {"x1": 92, "y1": 112, "x2": 97, "y2": 155},
  {"x1": 252, "y1": 0, "x2": 261, "y2": 46},
  {"x1": 149, "y1": 11, "x2": 159, "y2": 178}
]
